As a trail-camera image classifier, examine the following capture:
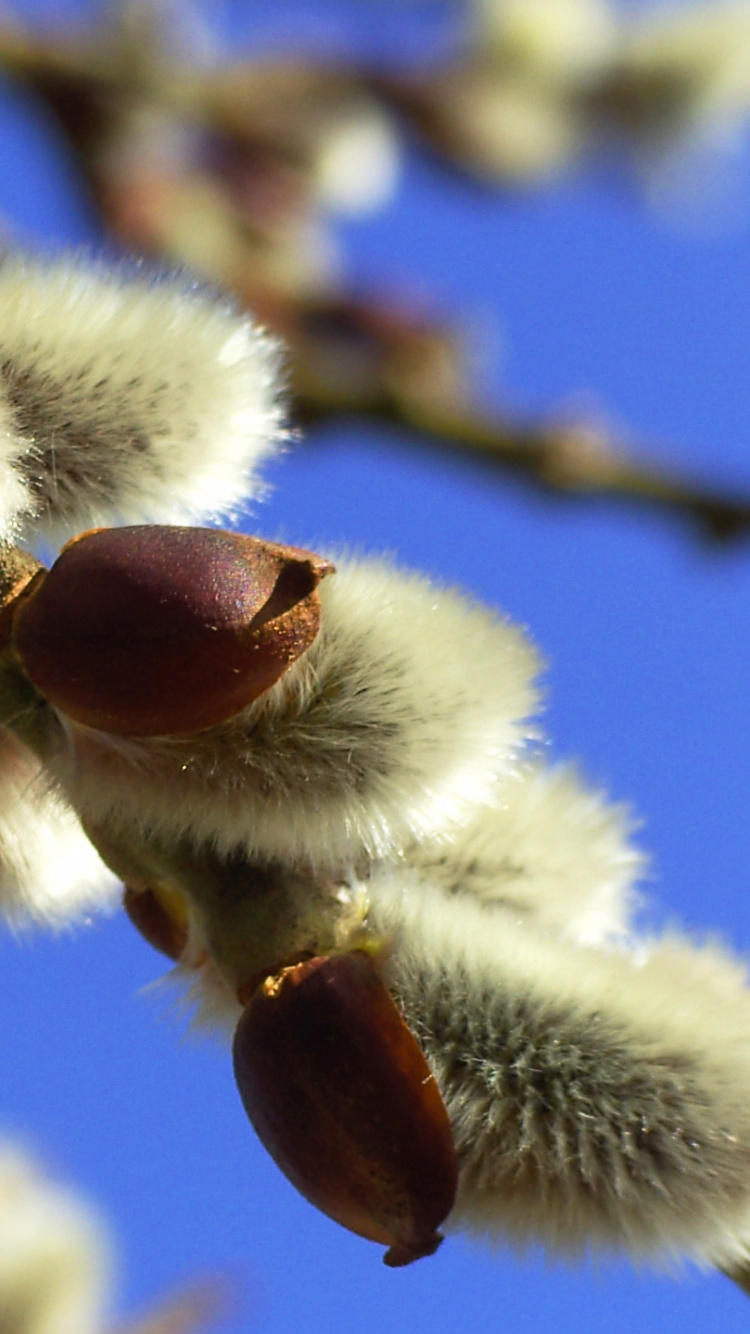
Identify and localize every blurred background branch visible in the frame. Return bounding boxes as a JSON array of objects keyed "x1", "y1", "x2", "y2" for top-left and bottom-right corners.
[{"x1": 0, "y1": 0, "x2": 748, "y2": 540}]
